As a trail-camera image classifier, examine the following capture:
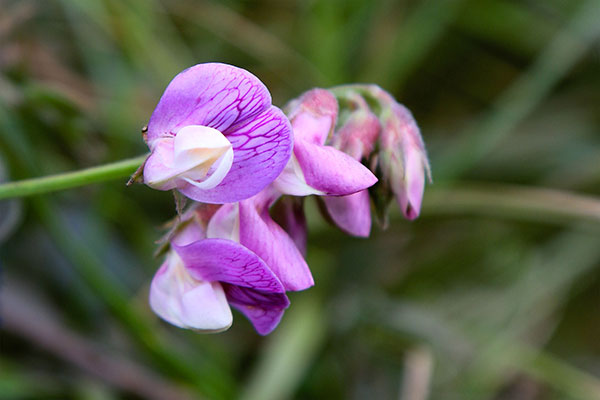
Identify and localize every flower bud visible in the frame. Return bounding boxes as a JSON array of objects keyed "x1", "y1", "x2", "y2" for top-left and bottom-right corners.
[
  {"x1": 329, "y1": 94, "x2": 380, "y2": 161},
  {"x1": 285, "y1": 88, "x2": 338, "y2": 145},
  {"x1": 274, "y1": 89, "x2": 377, "y2": 197},
  {"x1": 378, "y1": 101, "x2": 430, "y2": 220},
  {"x1": 321, "y1": 93, "x2": 381, "y2": 236},
  {"x1": 332, "y1": 85, "x2": 431, "y2": 225}
]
